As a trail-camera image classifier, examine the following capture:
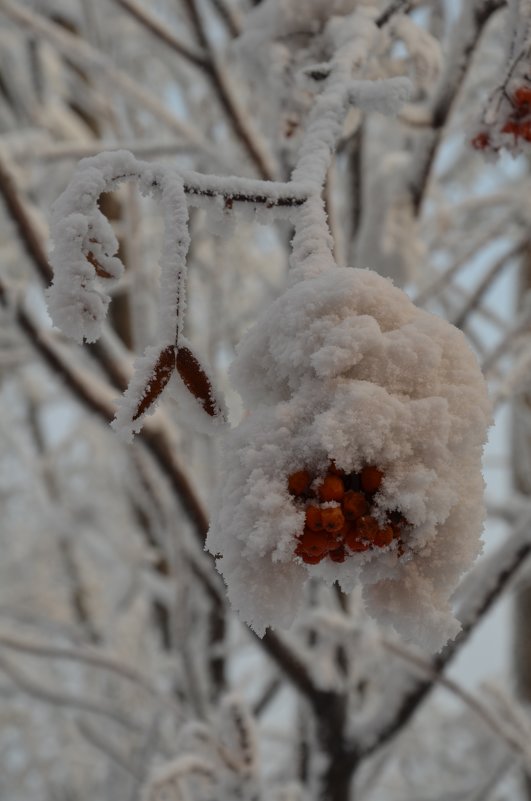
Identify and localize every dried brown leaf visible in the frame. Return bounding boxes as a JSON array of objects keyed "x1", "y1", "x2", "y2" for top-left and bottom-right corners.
[
  {"x1": 176, "y1": 345, "x2": 218, "y2": 418},
  {"x1": 132, "y1": 345, "x2": 175, "y2": 421},
  {"x1": 86, "y1": 250, "x2": 114, "y2": 279}
]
